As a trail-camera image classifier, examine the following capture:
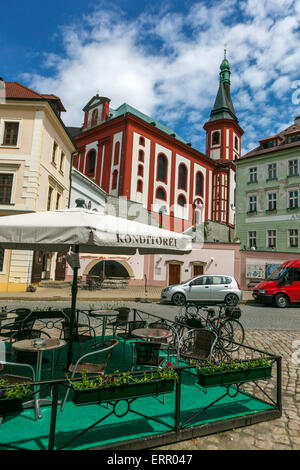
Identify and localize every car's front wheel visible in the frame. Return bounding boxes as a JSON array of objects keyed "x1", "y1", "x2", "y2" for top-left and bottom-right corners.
[
  {"x1": 172, "y1": 292, "x2": 186, "y2": 306},
  {"x1": 274, "y1": 293, "x2": 289, "y2": 308},
  {"x1": 224, "y1": 293, "x2": 239, "y2": 306}
]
